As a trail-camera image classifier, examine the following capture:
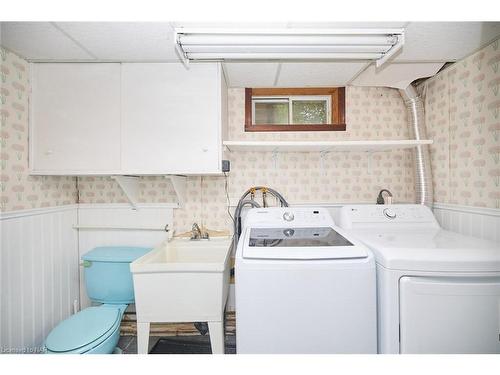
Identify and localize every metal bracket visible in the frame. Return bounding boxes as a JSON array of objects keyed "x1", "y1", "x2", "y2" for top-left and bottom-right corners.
[
  {"x1": 376, "y1": 31, "x2": 405, "y2": 67},
  {"x1": 166, "y1": 175, "x2": 187, "y2": 208},
  {"x1": 174, "y1": 29, "x2": 190, "y2": 69},
  {"x1": 111, "y1": 176, "x2": 140, "y2": 210}
]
